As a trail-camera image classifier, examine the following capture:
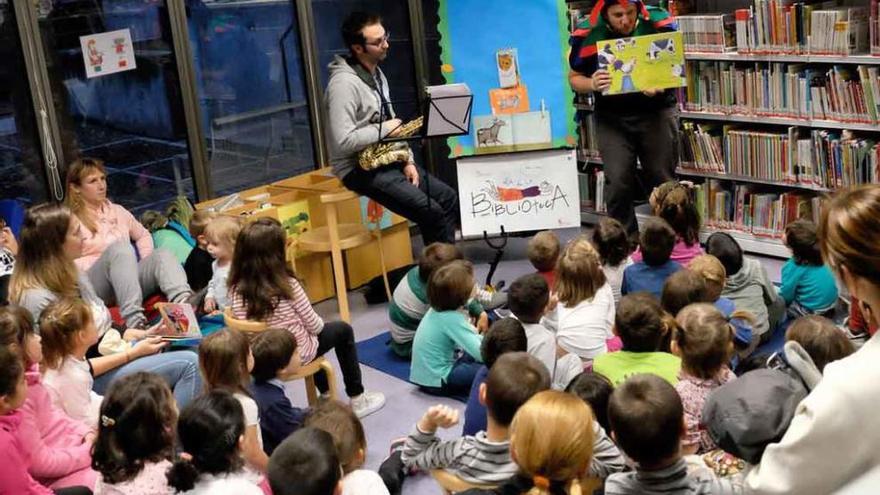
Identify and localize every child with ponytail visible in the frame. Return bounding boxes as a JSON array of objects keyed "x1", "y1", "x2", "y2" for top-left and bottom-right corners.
[
  {"x1": 92, "y1": 372, "x2": 176, "y2": 494},
  {"x1": 632, "y1": 180, "x2": 704, "y2": 266}
]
